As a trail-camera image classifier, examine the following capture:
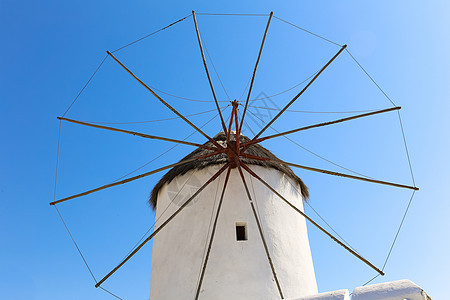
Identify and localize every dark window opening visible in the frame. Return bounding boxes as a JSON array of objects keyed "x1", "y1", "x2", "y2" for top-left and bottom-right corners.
[{"x1": 236, "y1": 222, "x2": 247, "y2": 241}]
